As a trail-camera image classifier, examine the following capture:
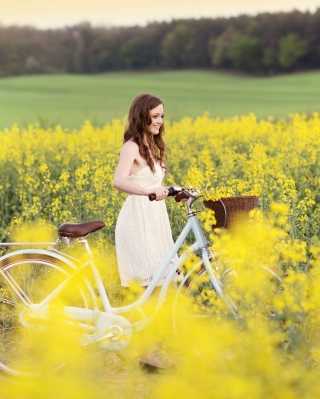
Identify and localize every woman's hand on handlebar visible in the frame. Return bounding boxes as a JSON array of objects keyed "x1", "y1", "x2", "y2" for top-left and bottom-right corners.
[
  {"x1": 149, "y1": 186, "x2": 185, "y2": 201},
  {"x1": 148, "y1": 186, "x2": 169, "y2": 201}
]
